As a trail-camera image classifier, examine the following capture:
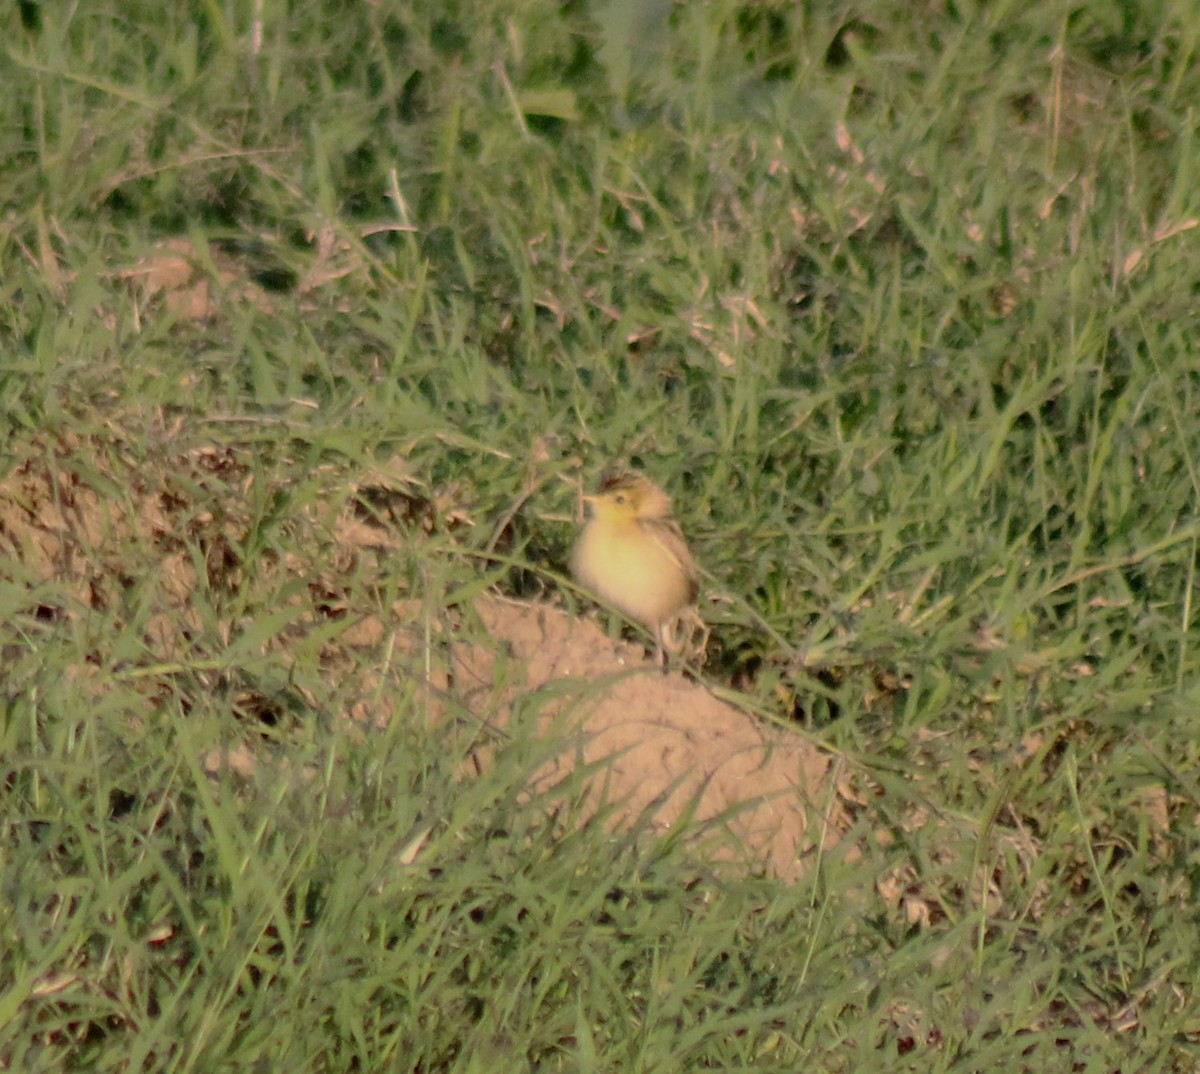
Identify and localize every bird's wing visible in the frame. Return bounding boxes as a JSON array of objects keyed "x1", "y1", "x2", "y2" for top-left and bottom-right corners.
[{"x1": 647, "y1": 519, "x2": 699, "y2": 603}]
